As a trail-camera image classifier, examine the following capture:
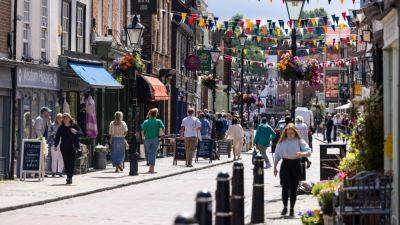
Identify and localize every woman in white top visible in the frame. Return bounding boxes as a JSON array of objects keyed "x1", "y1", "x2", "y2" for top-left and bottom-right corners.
[
  {"x1": 273, "y1": 123, "x2": 311, "y2": 217},
  {"x1": 225, "y1": 117, "x2": 245, "y2": 160},
  {"x1": 109, "y1": 111, "x2": 128, "y2": 172}
]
